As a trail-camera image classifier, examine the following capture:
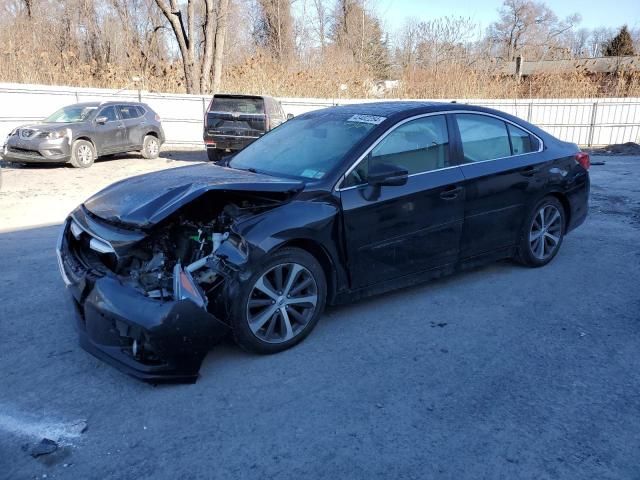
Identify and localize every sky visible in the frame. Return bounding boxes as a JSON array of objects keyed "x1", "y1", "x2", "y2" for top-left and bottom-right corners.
[{"x1": 377, "y1": 0, "x2": 640, "y2": 33}]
